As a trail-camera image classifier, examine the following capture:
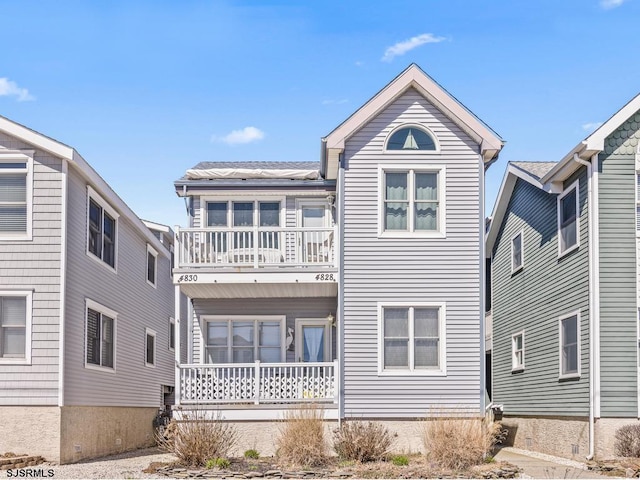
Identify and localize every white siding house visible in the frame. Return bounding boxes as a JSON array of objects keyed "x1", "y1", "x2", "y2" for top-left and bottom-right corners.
[
  {"x1": 0, "y1": 116, "x2": 178, "y2": 463},
  {"x1": 172, "y1": 64, "x2": 503, "y2": 453}
]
